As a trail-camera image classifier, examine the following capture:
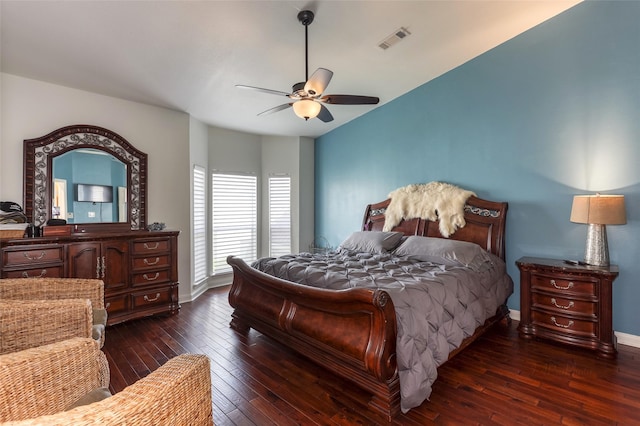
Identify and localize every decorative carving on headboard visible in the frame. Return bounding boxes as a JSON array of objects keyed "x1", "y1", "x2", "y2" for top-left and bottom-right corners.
[
  {"x1": 368, "y1": 204, "x2": 500, "y2": 223},
  {"x1": 370, "y1": 207, "x2": 387, "y2": 217},
  {"x1": 362, "y1": 195, "x2": 509, "y2": 260},
  {"x1": 464, "y1": 204, "x2": 501, "y2": 218}
]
